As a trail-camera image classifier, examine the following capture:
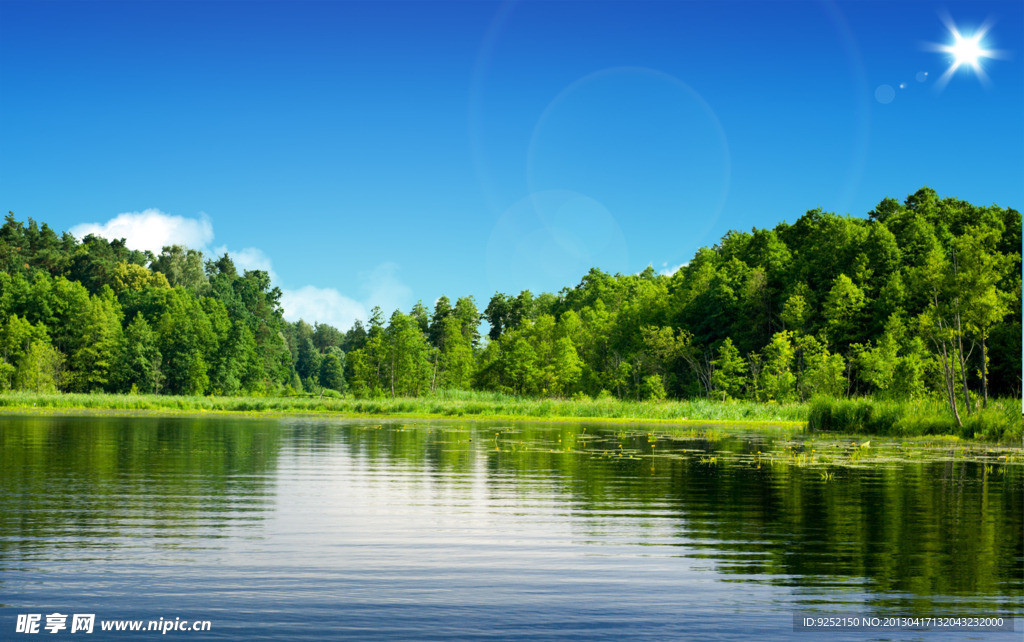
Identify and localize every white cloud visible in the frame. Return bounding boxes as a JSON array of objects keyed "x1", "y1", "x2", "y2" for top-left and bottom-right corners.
[
  {"x1": 73, "y1": 209, "x2": 413, "y2": 331},
  {"x1": 659, "y1": 262, "x2": 687, "y2": 276},
  {"x1": 360, "y1": 262, "x2": 413, "y2": 317},
  {"x1": 280, "y1": 286, "x2": 367, "y2": 331},
  {"x1": 212, "y1": 245, "x2": 279, "y2": 282},
  {"x1": 279, "y1": 263, "x2": 415, "y2": 331},
  {"x1": 70, "y1": 209, "x2": 213, "y2": 255}
]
